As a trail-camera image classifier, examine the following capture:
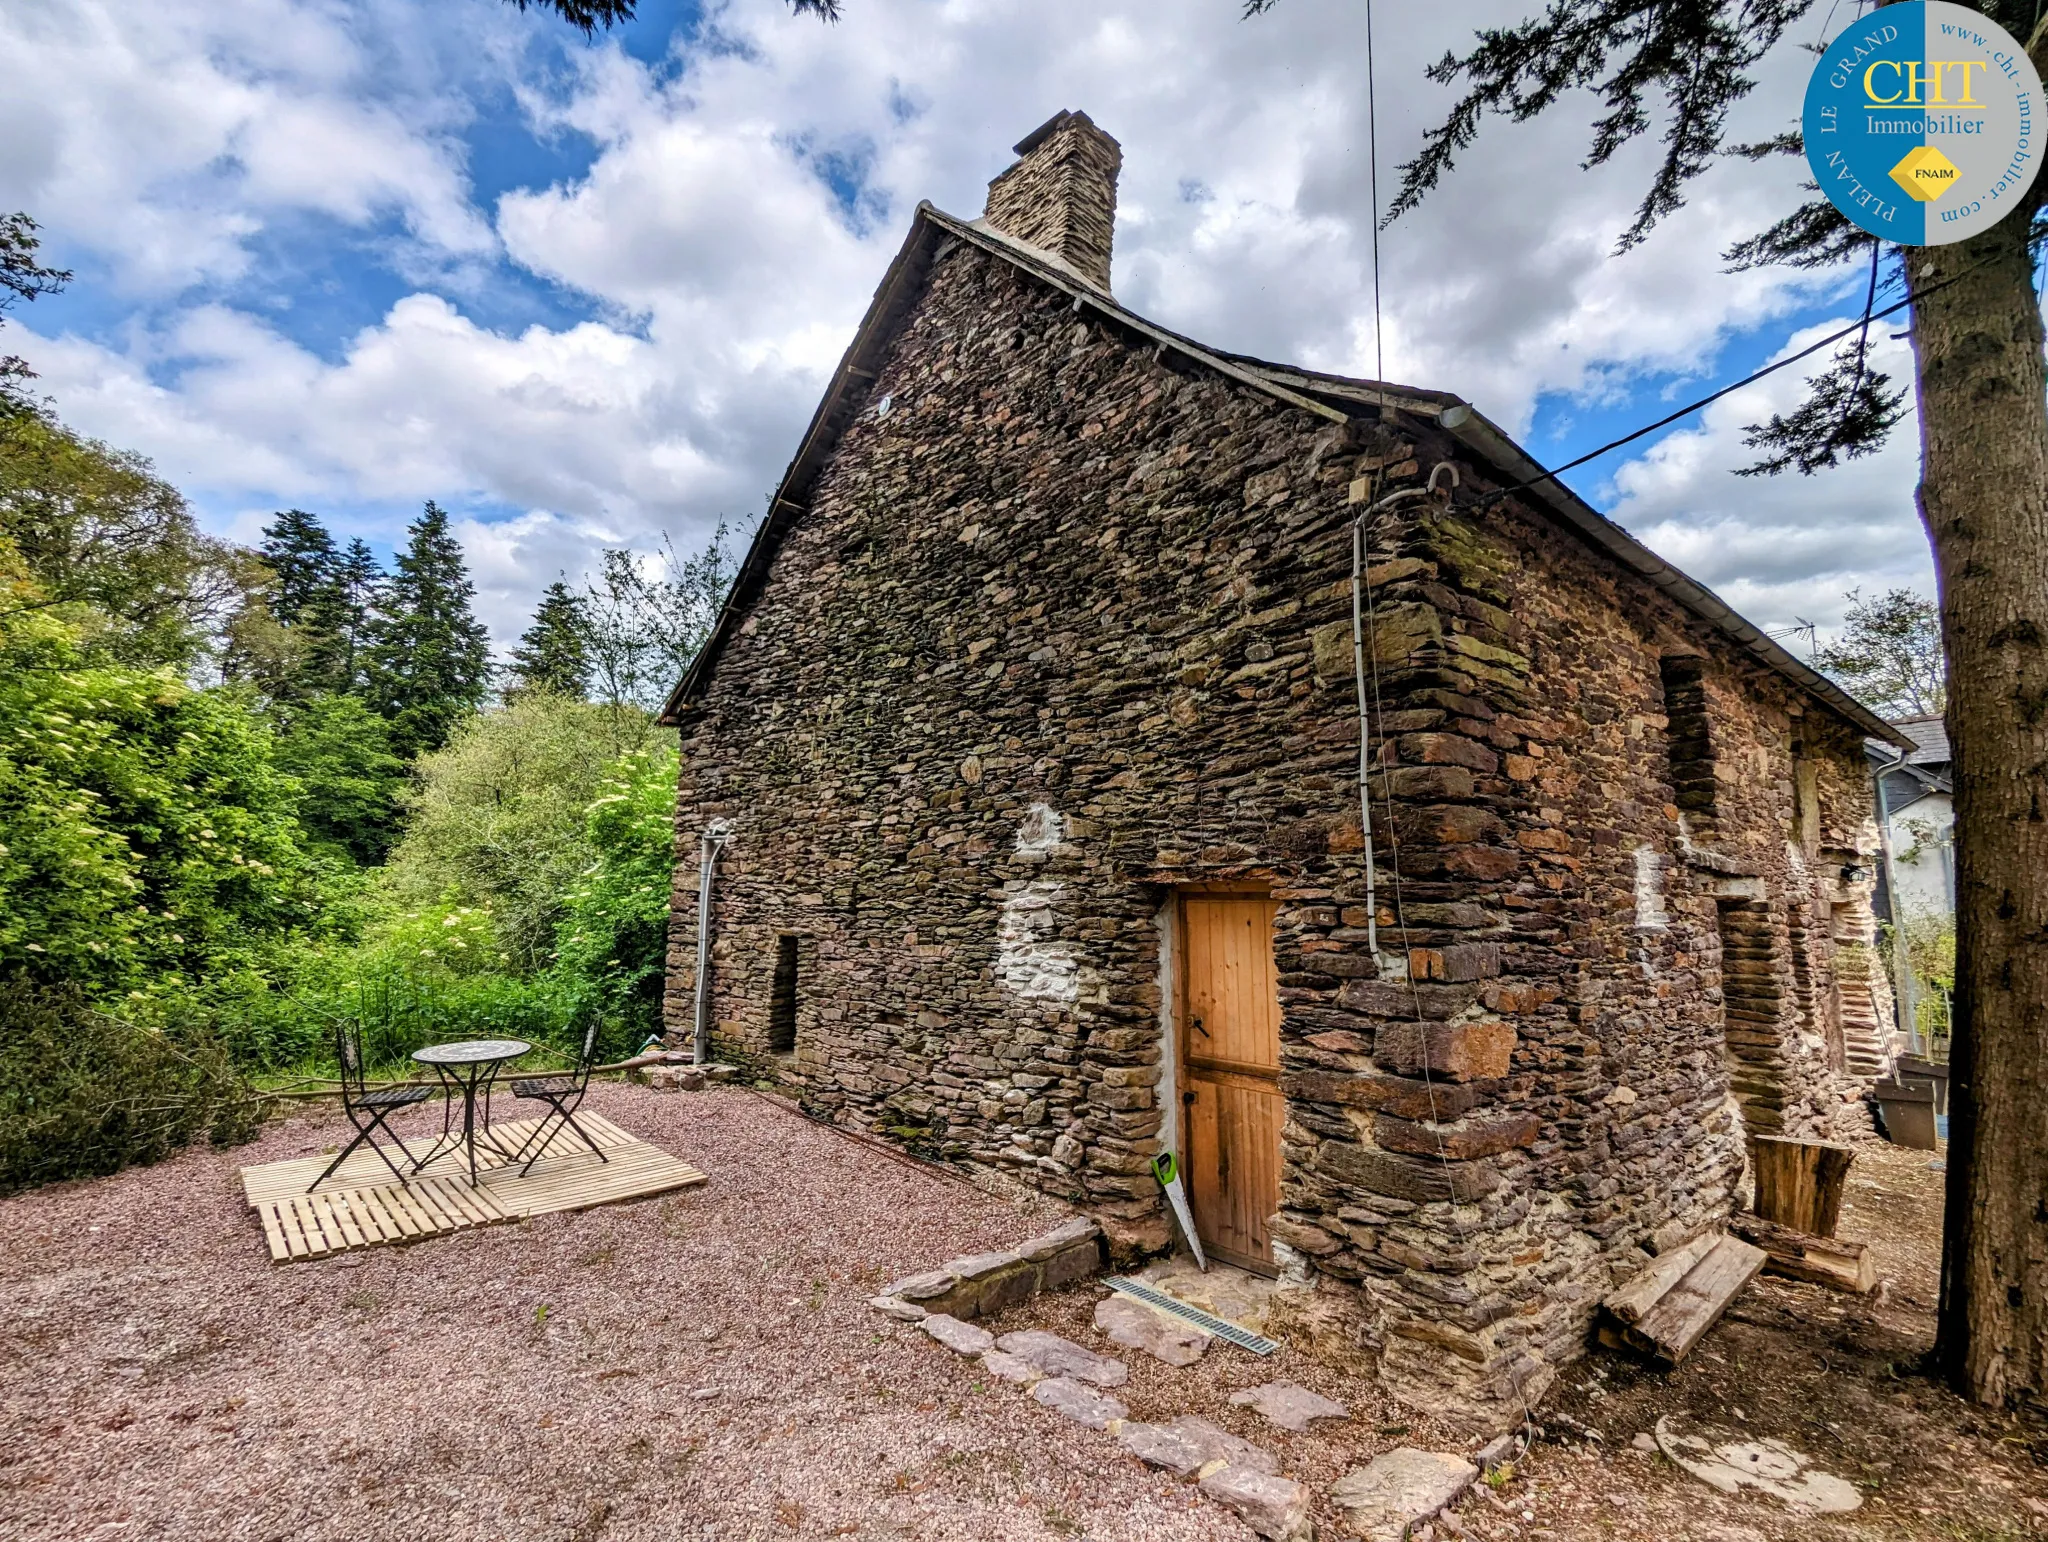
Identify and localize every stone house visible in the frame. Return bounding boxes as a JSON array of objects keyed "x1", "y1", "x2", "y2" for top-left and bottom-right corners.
[{"x1": 657, "y1": 111, "x2": 1911, "y2": 1429}]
